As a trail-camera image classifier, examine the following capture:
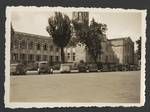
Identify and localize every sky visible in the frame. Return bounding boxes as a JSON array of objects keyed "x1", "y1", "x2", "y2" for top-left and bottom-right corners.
[{"x1": 11, "y1": 8, "x2": 145, "y2": 50}]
